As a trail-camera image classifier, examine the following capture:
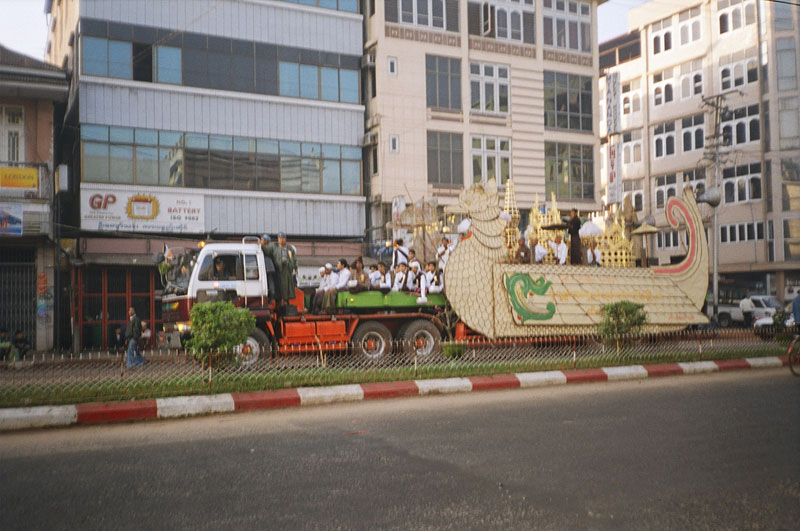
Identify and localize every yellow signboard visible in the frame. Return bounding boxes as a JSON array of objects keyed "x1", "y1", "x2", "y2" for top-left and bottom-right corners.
[{"x1": 0, "y1": 167, "x2": 38, "y2": 189}]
